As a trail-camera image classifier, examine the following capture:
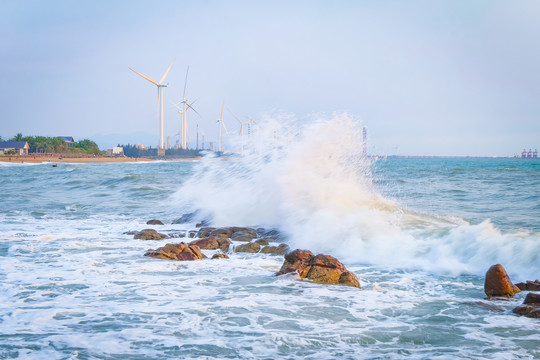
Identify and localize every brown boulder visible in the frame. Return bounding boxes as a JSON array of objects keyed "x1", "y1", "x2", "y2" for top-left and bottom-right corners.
[
  {"x1": 255, "y1": 239, "x2": 269, "y2": 246},
  {"x1": 134, "y1": 229, "x2": 168, "y2": 240},
  {"x1": 260, "y1": 243, "x2": 289, "y2": 255},
  {"x1": 146, "y1": 219, "x2": 164, "y2": 225},
  {"x1": 235, "y1": 242, "x2": 261, "y2": 253},
  {"x1": 484, "y1": 264, "x2": 521, "y2": 298},
  {"x1": 212, "y1": 253, "x2": 230, "y2": 259},
  {"x1": 512, "y1": 292, "x2": 540, "y2": 318},
  {"x1": 515, "y1": 280, "x2": 540, "y2": 291},
  {"x1": 276, "y1": 249, "x2": 314, "y2": 278},
  {"x1": 276, "y1": 249, "x2": 360, "y2": 288},
  {"x1": 231, "y1": 230, "x2": 257, "y2": 242},
  {"x1": 196, "y1": 227, "x2": 216, "y2": 238},
  {"x1": 144, "y1": 242, "x2": 206, "y2": 261},
  {"x1": 190, "y1": 237, "x2": 220, "y2": 250}
]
